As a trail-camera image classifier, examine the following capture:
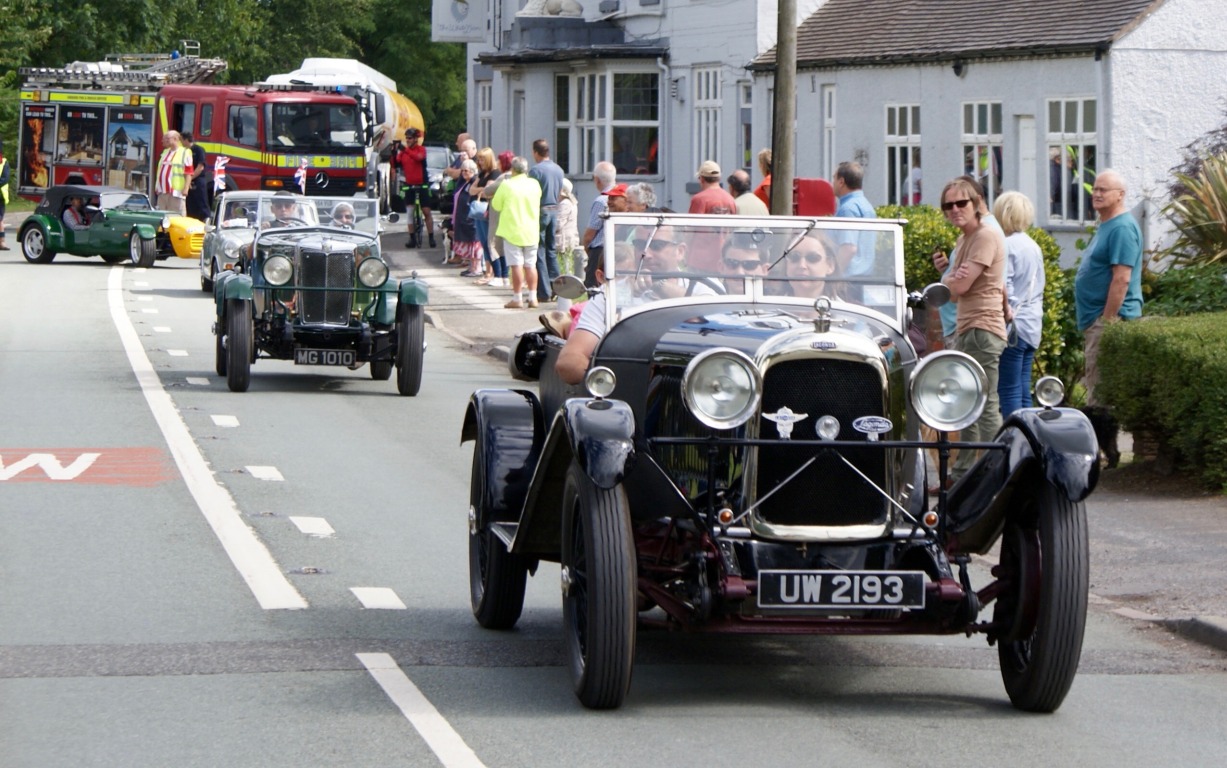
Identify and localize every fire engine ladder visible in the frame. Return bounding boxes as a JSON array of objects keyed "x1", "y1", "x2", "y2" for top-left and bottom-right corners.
[{"x1": 20, "y1": 40, "x2": 227, "y2": 89}]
